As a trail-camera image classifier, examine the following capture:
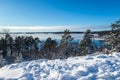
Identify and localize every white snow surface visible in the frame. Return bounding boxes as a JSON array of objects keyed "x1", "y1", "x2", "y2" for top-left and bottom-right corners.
[{"x1": 0, "y1": 52, "x2": 120, "y2": 80}]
